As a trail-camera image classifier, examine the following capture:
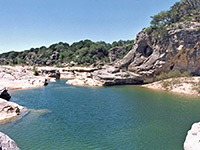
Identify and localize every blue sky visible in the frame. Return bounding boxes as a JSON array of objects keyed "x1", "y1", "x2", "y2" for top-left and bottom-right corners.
[{"x1": 0, "y1": 0, "x2": 179, "y2": 53}]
